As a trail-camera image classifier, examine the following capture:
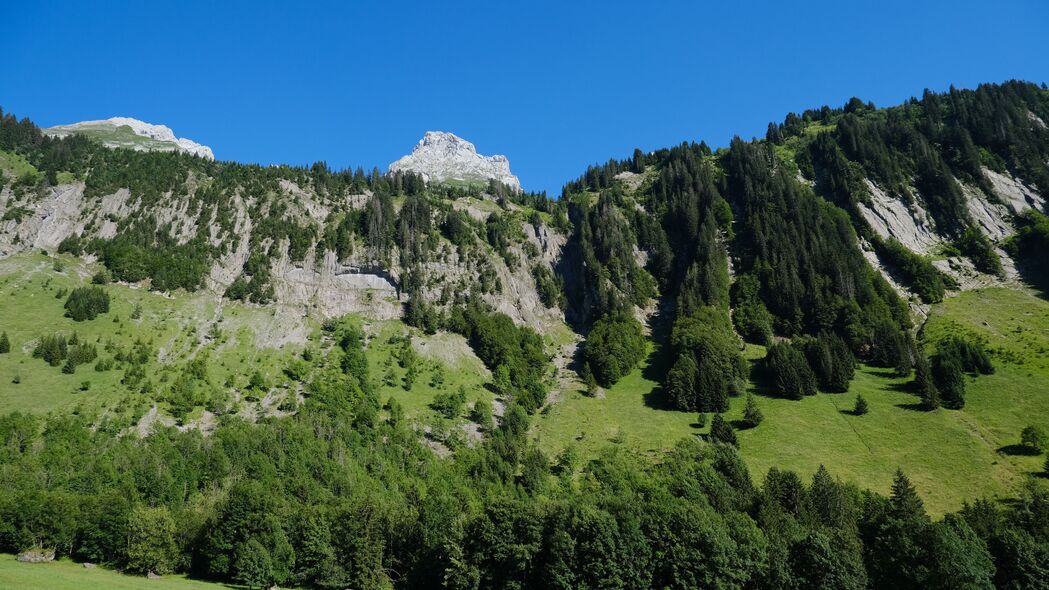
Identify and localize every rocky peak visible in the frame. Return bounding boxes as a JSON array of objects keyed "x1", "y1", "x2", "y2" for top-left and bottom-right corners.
[
  {"x1": 389, "y1": 131, "x2": 520, "y2": 191},
  {"x1": 45, "y1": 116, "x2": 214, "y2": 159}
]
